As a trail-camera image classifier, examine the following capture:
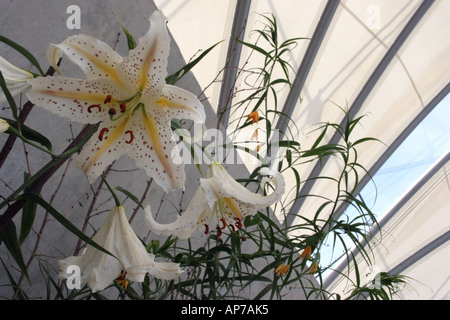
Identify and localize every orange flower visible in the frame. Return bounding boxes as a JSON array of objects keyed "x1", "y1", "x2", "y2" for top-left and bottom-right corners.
[
  {"x1": 300, "y1": 246, "x2": 312, "y2": 260},
  {"x1": 116, "y1": 270, "x2": 129, "y2": 290},
  {"x1": 245, "y1": 111, "x2": 259, "y2": 125},
  {"x1": 274, "y1": 263, "x2": 290, "y2": 277},
  {"x1": 309, "y1": 261, "x2": 319, "y2": 274}
]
